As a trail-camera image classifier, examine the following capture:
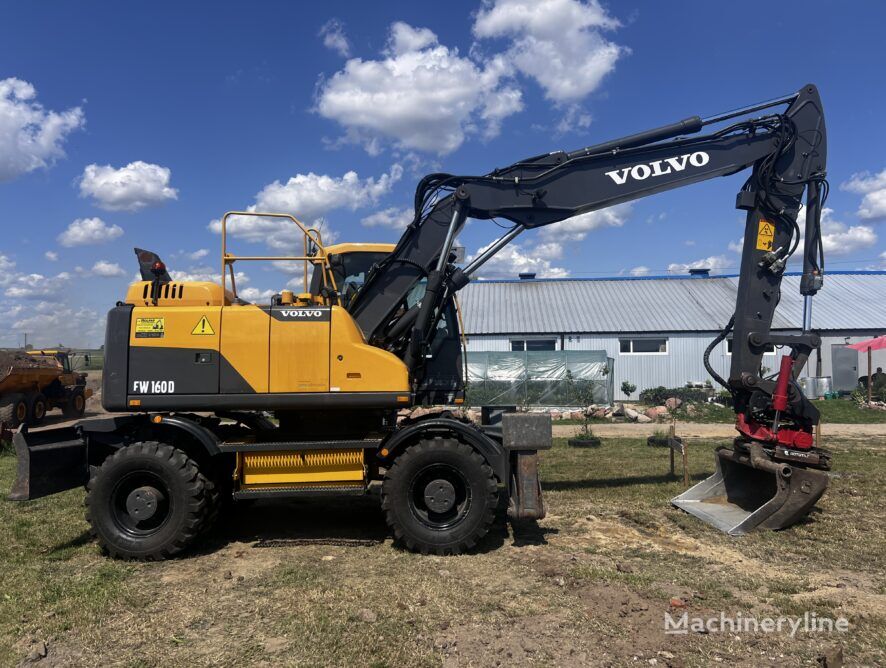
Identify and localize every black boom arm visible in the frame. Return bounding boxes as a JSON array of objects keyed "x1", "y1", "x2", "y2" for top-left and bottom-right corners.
[{"x1": 349, "y1": 84, "x2": 826, "y2": 425}]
